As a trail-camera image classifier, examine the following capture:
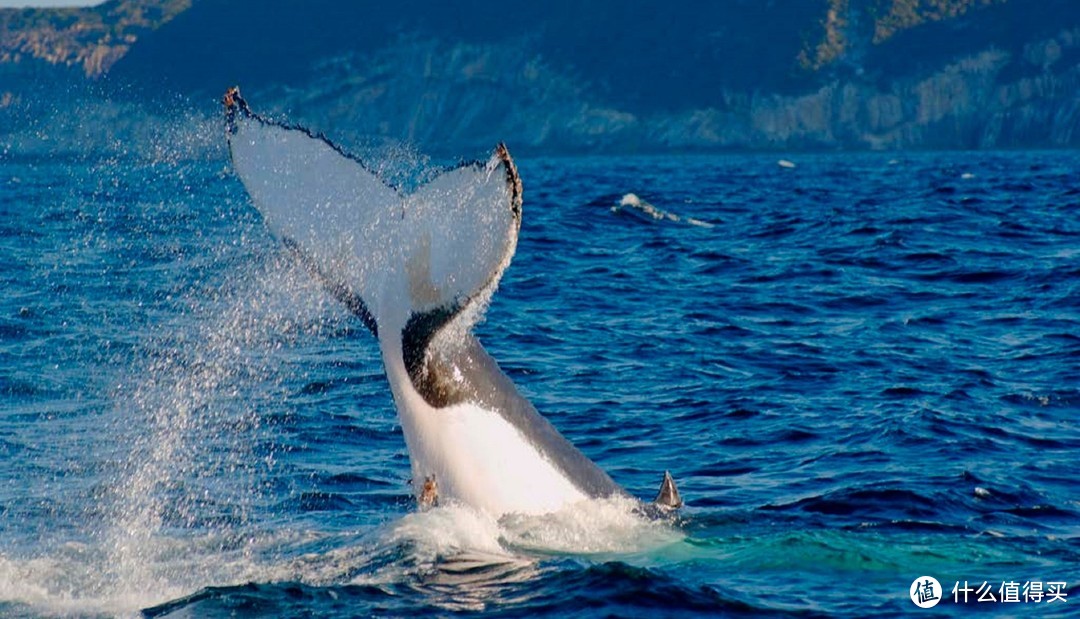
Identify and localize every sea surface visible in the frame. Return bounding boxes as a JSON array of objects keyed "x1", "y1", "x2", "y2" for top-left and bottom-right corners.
[{"x1": 1, "y1": 142, "x2": 1078, "y2": 617}]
